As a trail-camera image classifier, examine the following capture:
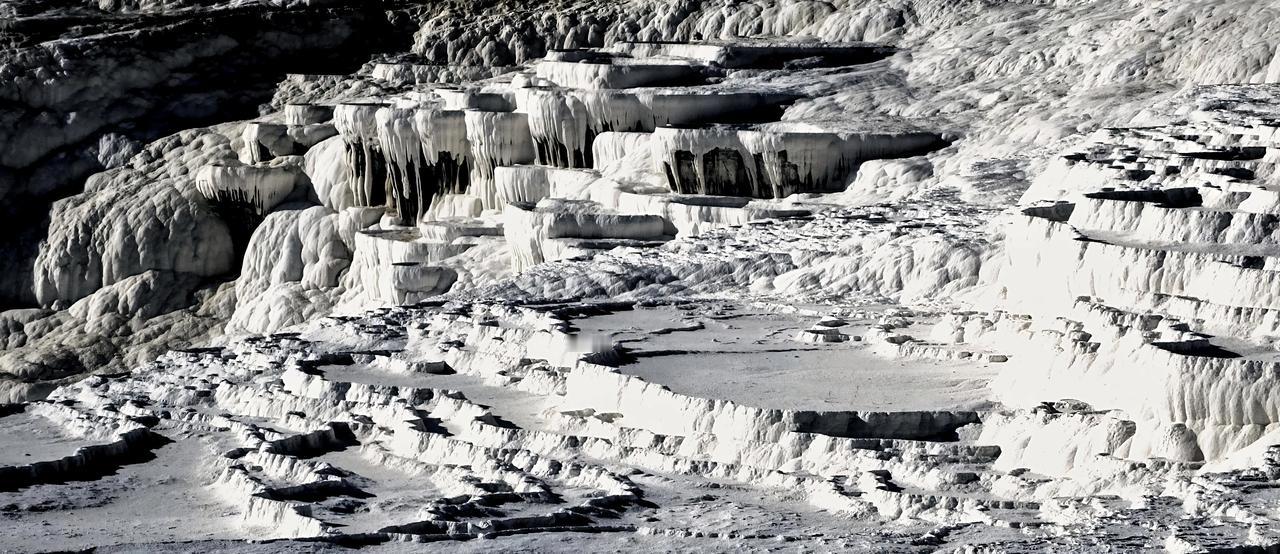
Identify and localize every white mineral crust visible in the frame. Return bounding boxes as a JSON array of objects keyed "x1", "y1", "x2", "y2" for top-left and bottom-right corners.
[{"x1": 7, "y1": 1, "x2": 1280, "y2": 551}]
